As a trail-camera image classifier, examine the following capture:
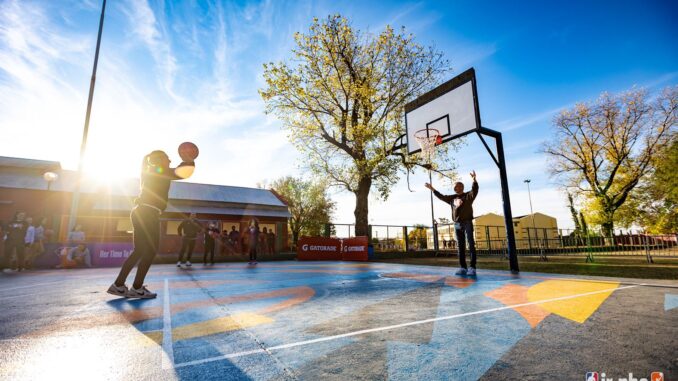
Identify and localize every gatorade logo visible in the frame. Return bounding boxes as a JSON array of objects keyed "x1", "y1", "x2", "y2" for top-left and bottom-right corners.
[{"x1": 651, "y1": 372, "x2": 663, "y2": 381}]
